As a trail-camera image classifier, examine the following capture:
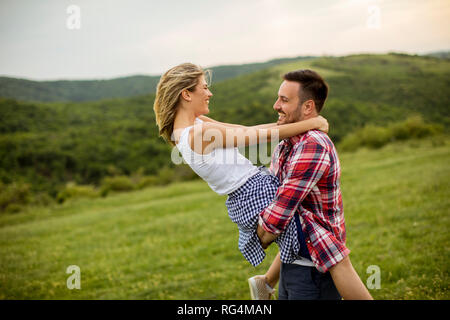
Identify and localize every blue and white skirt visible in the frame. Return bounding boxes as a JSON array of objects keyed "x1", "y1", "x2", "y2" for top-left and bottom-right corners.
[{"x1": 225, "y1": 166, "x2": 300, "y2": 266}]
